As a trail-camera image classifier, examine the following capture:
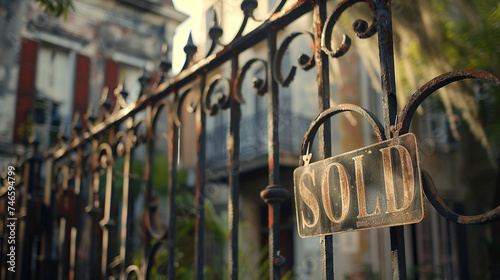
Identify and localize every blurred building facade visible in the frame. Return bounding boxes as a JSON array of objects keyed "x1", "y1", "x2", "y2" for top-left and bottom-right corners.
[{"x1": 0, "y1": 0, "x2": 187, "y2": 165}]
